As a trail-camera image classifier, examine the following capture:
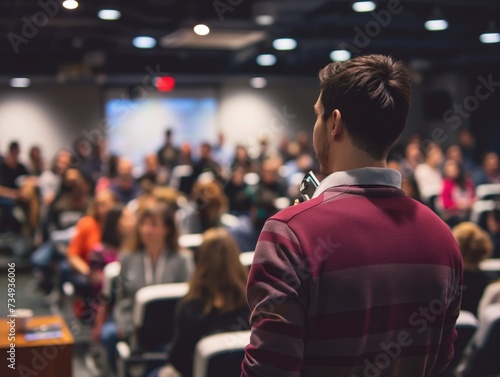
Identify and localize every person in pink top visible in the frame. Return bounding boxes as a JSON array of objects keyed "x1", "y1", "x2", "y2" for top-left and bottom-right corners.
[{"x1": 441, "y1": 158, "x2": 475, "y2": 226}]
